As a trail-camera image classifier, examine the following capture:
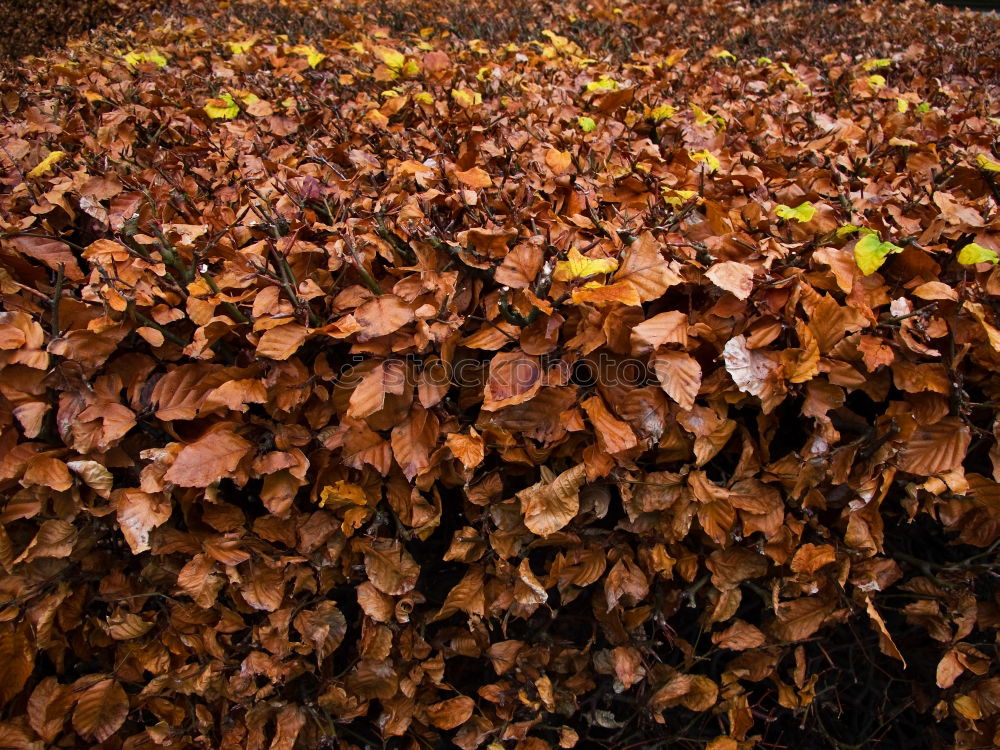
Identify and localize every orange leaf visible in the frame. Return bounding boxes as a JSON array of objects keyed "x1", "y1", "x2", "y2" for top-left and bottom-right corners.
[
  {"x1": 256, "y1": 322, "x2": 310, "y2": 360},
  {"x1": 545, "y1": 148, "x2": 573, "y2": 175},
  {"x1": 518, "y1": 463, "x2": 586, "y2": 536},
  {"x1": 162, "y1": 424, "x2": 252, "y2": 487},
  {"x1": 455, "y1": 166, "x2": 493, "y2": 189},
  {"x1": 653, "y1": 351, "x2": 702, "y2": 410},
  {"x1": 425, "y1": 696, "x2": 474, "y2": 730}
]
